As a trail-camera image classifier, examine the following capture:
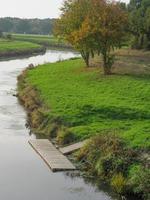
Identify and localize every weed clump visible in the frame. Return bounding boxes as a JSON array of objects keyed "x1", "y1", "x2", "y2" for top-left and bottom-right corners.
[
  {"x1": 111, "y1": 173, "x2": 127, "y2": 194},
  {"x1": 76, "y1": 133, "x2": 149, "y2": 199},
  {"x1": 128, "y1": 164, "x2": 150, "y2": 200},
  {"x1": 56, "y1": 127, "x2": 75, "y2": 146}
]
